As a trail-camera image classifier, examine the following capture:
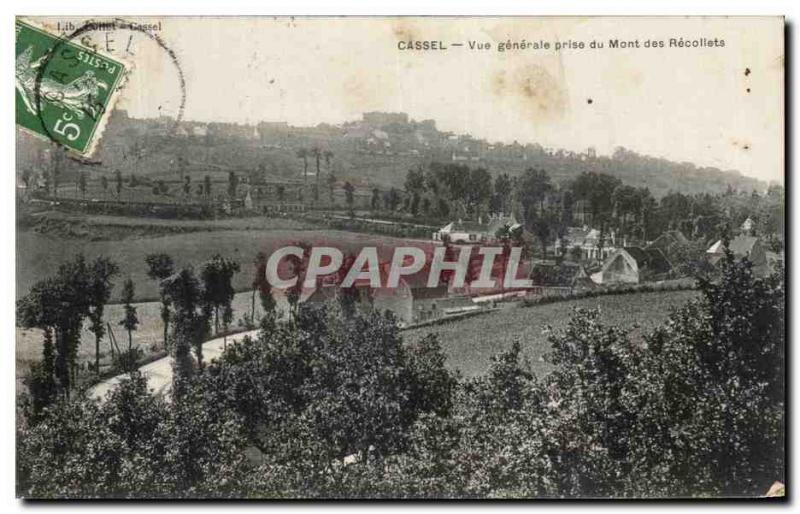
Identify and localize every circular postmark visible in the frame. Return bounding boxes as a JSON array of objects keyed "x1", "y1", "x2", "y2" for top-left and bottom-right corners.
[{"x1": 32, "y1": 17, "x2": 186, "y2": 164}]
